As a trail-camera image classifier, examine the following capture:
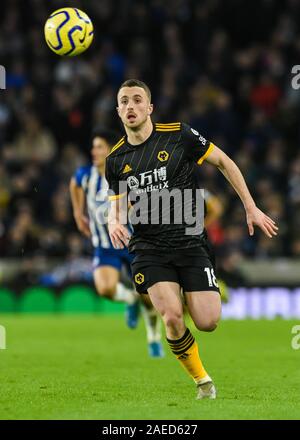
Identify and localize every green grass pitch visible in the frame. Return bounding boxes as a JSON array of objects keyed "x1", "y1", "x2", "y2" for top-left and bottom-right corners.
[{"x1": 0, "y1": 314, "x2": 299, "y2": 420}]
